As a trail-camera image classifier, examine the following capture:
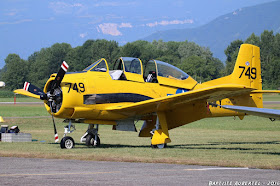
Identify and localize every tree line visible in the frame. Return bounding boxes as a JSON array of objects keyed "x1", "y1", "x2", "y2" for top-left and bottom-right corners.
[
  {"x1": 225, "y1": 30, "x2": 280, "y2": 89},
  {"x1": 1, "y1": 30, "x2": 280, "y2": 90}
]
